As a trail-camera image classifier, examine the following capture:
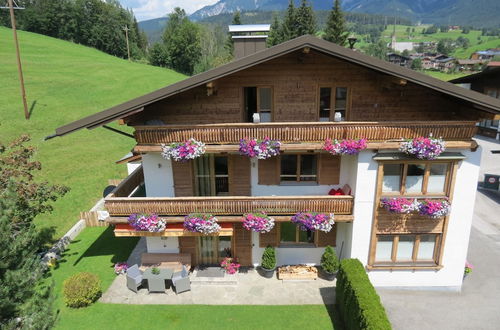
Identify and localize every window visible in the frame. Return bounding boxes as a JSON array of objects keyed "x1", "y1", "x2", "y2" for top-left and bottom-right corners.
[
  {"x1": 382, "y1": 162, "x2": 451, "y2": 196},
  {"x1": 374, "y1": 234, "x2": 439, "y2": 265},
  {"x1": 244, "y1": 86, "x2": 273, "y2": 123},
  {"x1": 280, "y1": 222, "x2": 315, "y2": 244},
  {"x1": 485, "y1": 87, "x2": 500, "y2": 99},
  {"x1": 194, "y1": 155, "x2": 229, "y2": 196},
  {"x1": 280, "y1": 154, "x2": 318, "y2": 183},
  {"x1": 318, "y1": 87, "x2": 349, "y2": 121}
]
